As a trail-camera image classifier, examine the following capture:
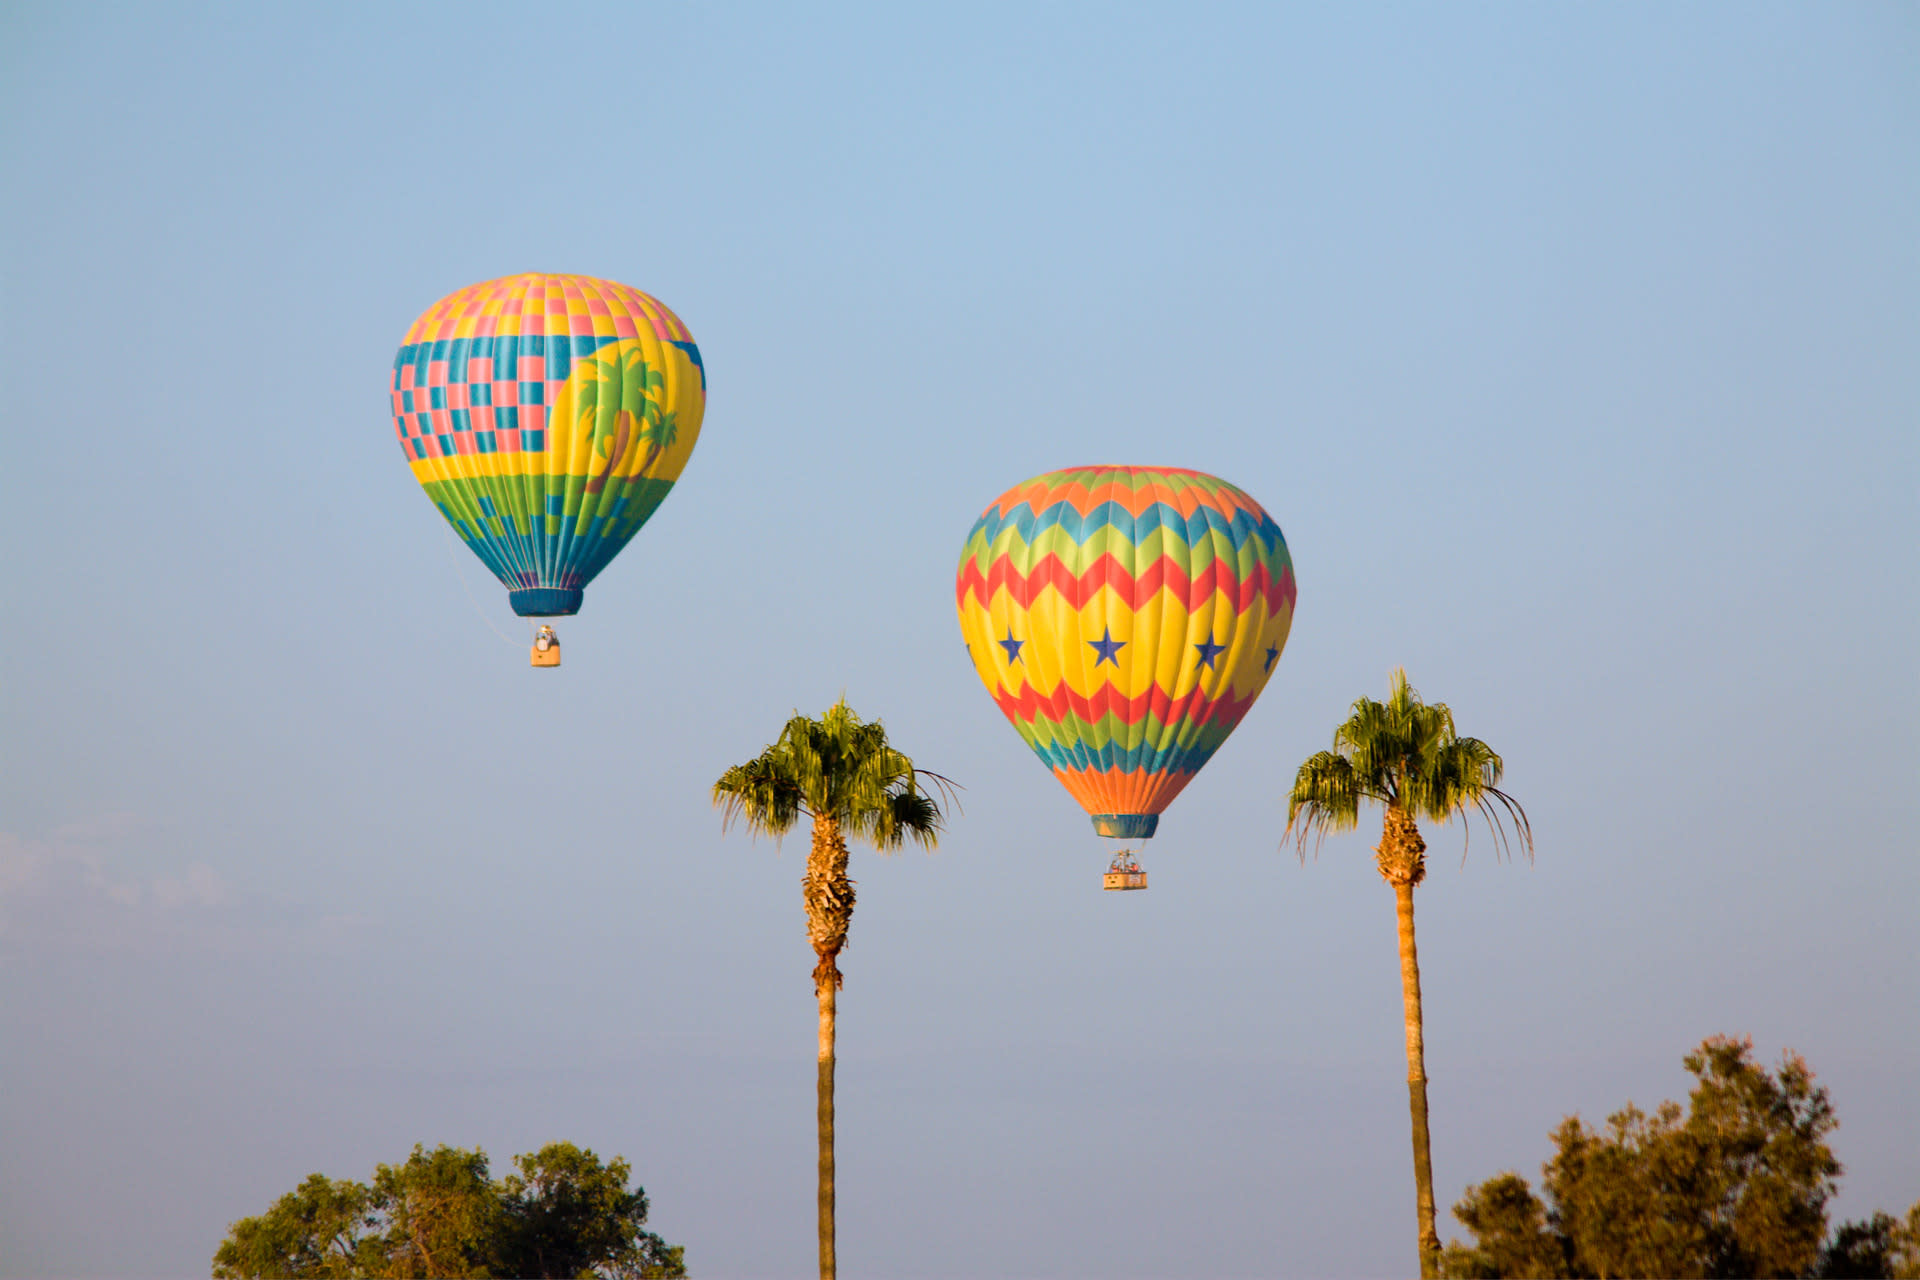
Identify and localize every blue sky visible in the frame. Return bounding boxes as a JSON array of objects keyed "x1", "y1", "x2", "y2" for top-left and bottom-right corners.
[{"x1": 1, "y1": 3, "x2": 1914, "y2": 1276}]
